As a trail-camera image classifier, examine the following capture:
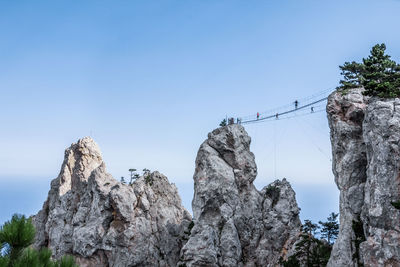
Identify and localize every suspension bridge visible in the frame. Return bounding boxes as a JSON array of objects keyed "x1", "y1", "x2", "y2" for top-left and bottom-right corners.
[
  {"x1": 225, "y1": 87, "x2": 335, "y2": 178},
  {"x1": 227, "y1": 88, "x2": 334, "y2": 125}
]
